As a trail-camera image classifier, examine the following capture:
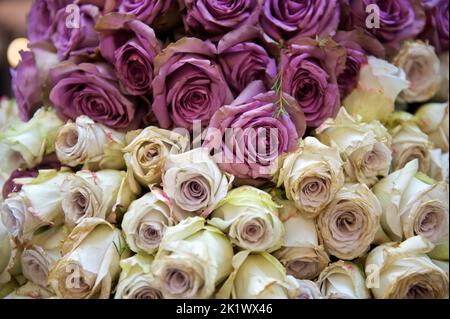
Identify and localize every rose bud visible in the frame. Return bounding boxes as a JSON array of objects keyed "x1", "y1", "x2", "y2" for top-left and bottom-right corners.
[
  {"x1": 0, "y1": 169, "x2": 72, "y2": 241},
  {"x1": 428, "y1": 149, "x2": 449, "y2": 183},
  {"x1": 123, "y1": 126, "x2": 189, "y2": 188},
  {"x1": 366, "y1": 235, "x2": 449, "y2": 299},
  {"x1": 348, "y1": 0, "x2": 425, "y2": 51},
  {"x1": 21, "y1": 225, "x2": 68, "y2": 288},
  {"x1": 273, "y1": 200, "x2": 330, "y2": 280},
  {"x1": 162, "y1": 148, "x2": 231, "y2": 220},
  {"x1": 27, "y1": 0, "x2": 72, "y2": 44},
  {"x1": 55, "y1": 116, "x2": 126, "y2": 171},
  {"x1": 393, "y1": 41, "x2": 441, "y2": 103},
  {"x1": 317, "y1": 183, "x2": 382, "y2": 260},
  {"x1": 115, "y1": 254, "x2": 163, "y2": 299},
  {"x1": 343, "y1": 56, "x2": 409, "y2": 124},
  {"x1": 10, "y1": 44, "x2": 59, "y2": 121},
  {"x1": 281, "y1": 38, "x2": 346, "y2": 128},
  {"x1": 203, "y1": 81, "x2": 306, "y2": 184},
  {"x1": 61, "y1": 170, "x2": 135, "y2": 227},
  {"x1": 122, "y1": 188, "x2": 174, "y2": 255},
  {"x1": 0, "y1": 108, "x2": 64, "y2": 168},
  {"x1": 217, "y1": 26, "x2": 277, "y2": 94},
  {"x1": 317, "y1": 261, "x2": 371, "y2": 299},
  {"x1": 181, "y1": 0, "x2": 263, "y2": 38},
  {"x1": 414, "y1": 102, "x2": 449, "y2": 152},
  {"x1": 294, "y1": 280, "x2": 324, "y2": 299},
  {"x1": 52, "y1": 5, "x2": 100, "y2": 60},
  {"x1": 97, "y1": 13, "x2": 161, "y2": 96},
  {"x1": 49, "y1": 61, "x2": 143, "y2": 131},
  {"x1": 209, "y1": 186, "x2": 284, "y2": 252},
  {"x1": 48, "y1": 218, "x2": 129, "y2": 299},
  {"x1": 390, "y1": 122, "x2": 432, "y2": 173},
  {"x1": 152, "y1": 37, "x2": 233, "y2": 130},
  {"x1": 152, "y1": 217, "x2": 233, "y2": 299},
  {"x1": 316, "y1": 108, "x2": 392, "y2": 187},
  {"x1": 277, "y1": 137, "x2": 344, "y2": 218},
  {"x1": 216, "y1": 250, "x2": 299, "y2": 299},
  {"x1": 420, "y1": 0, "x2": 449, "y2": 53},
  {"x1": 260, "y1": 0, "x2": 340, "y2": 43},
  {"x1": 373, "y1": 160, "x2": 449, "y2": 245}
]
